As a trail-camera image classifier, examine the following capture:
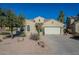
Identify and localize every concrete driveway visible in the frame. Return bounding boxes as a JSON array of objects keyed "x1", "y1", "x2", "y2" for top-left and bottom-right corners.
[{"x1": 44, "y1": 34, "x2": 79, "y2": 55}]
